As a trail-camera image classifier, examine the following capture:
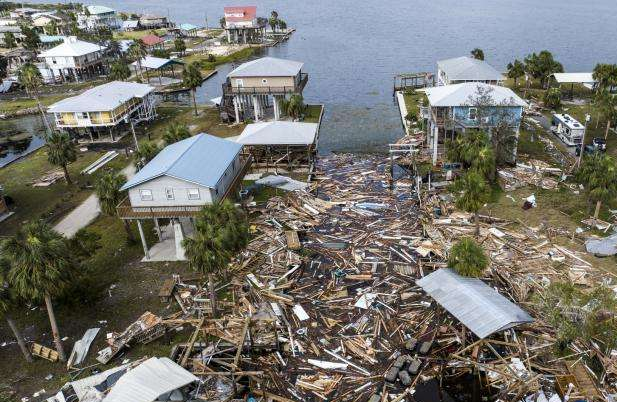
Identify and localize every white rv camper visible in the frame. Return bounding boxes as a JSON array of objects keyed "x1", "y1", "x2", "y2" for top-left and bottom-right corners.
[{"x1": 551, "y1": 114, "x2": 585, "y2": 146}]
